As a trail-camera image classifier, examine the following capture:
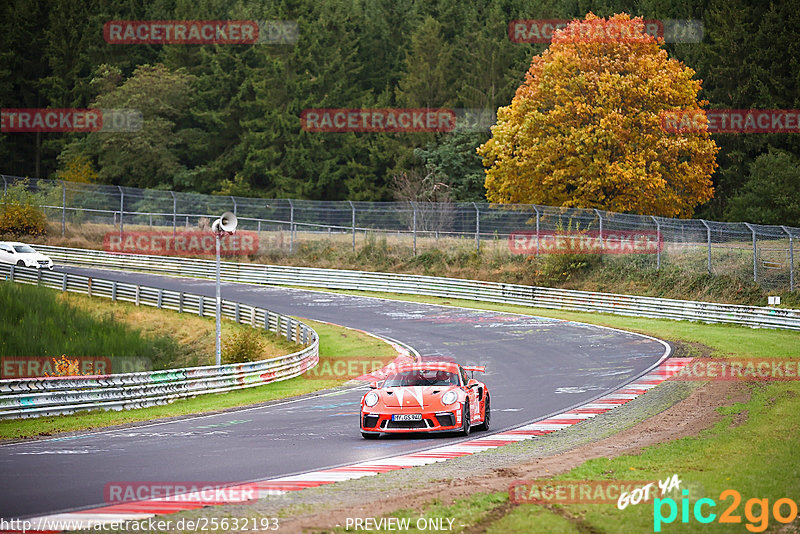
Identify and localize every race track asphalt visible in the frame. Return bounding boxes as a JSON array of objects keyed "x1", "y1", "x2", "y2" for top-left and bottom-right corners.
[{"x1": 0, "y1": 266, "x2": 669, "y2": 518}]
